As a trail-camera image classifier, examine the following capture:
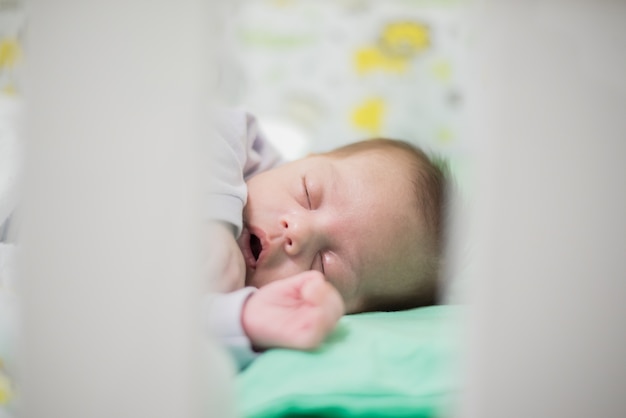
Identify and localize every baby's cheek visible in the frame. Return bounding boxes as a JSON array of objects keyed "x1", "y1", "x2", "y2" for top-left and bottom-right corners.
[
  {"x1": 251, "y1": 263, "x2": 306, "y2": 288},
  {"x1": 245, "y1": 270, "x2": 275, "y2": 289},
  {"x1": 326, "y1": 277, "x2": 361, "y2": 313}
]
